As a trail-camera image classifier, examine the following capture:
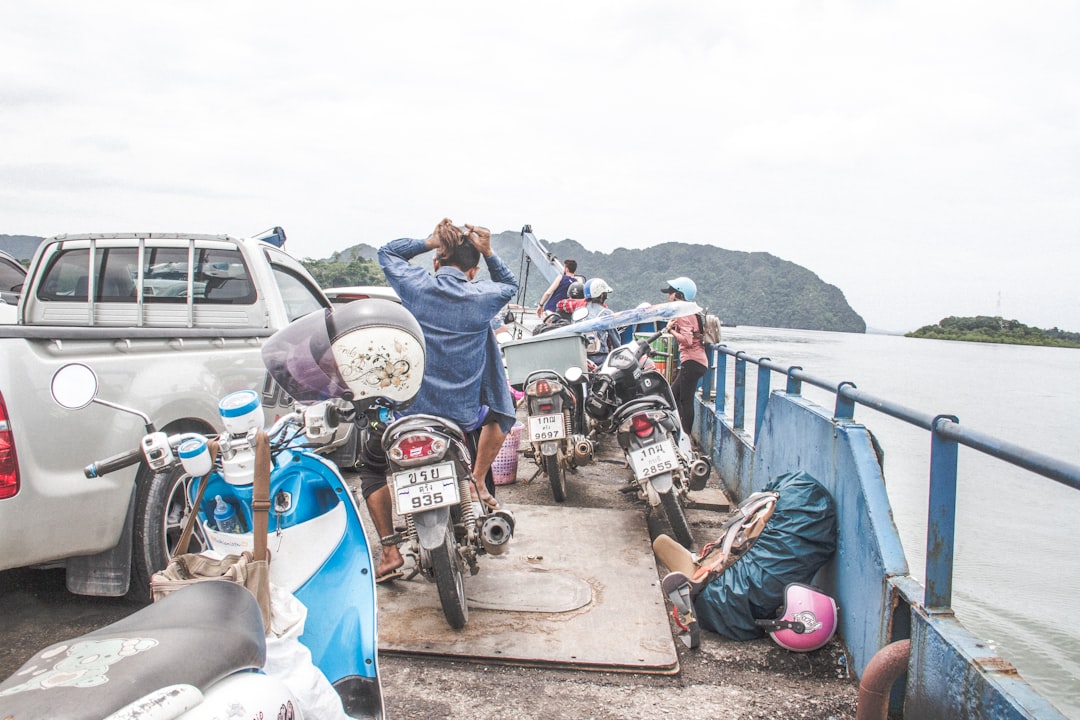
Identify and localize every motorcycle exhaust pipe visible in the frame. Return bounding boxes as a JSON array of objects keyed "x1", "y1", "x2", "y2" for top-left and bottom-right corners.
[
  {"x1": 572, "y1": 435, "x2": 594, "y2": 465},
  {"x1": 480, "y1": 509, "x2": 516, "y2": 555}
]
